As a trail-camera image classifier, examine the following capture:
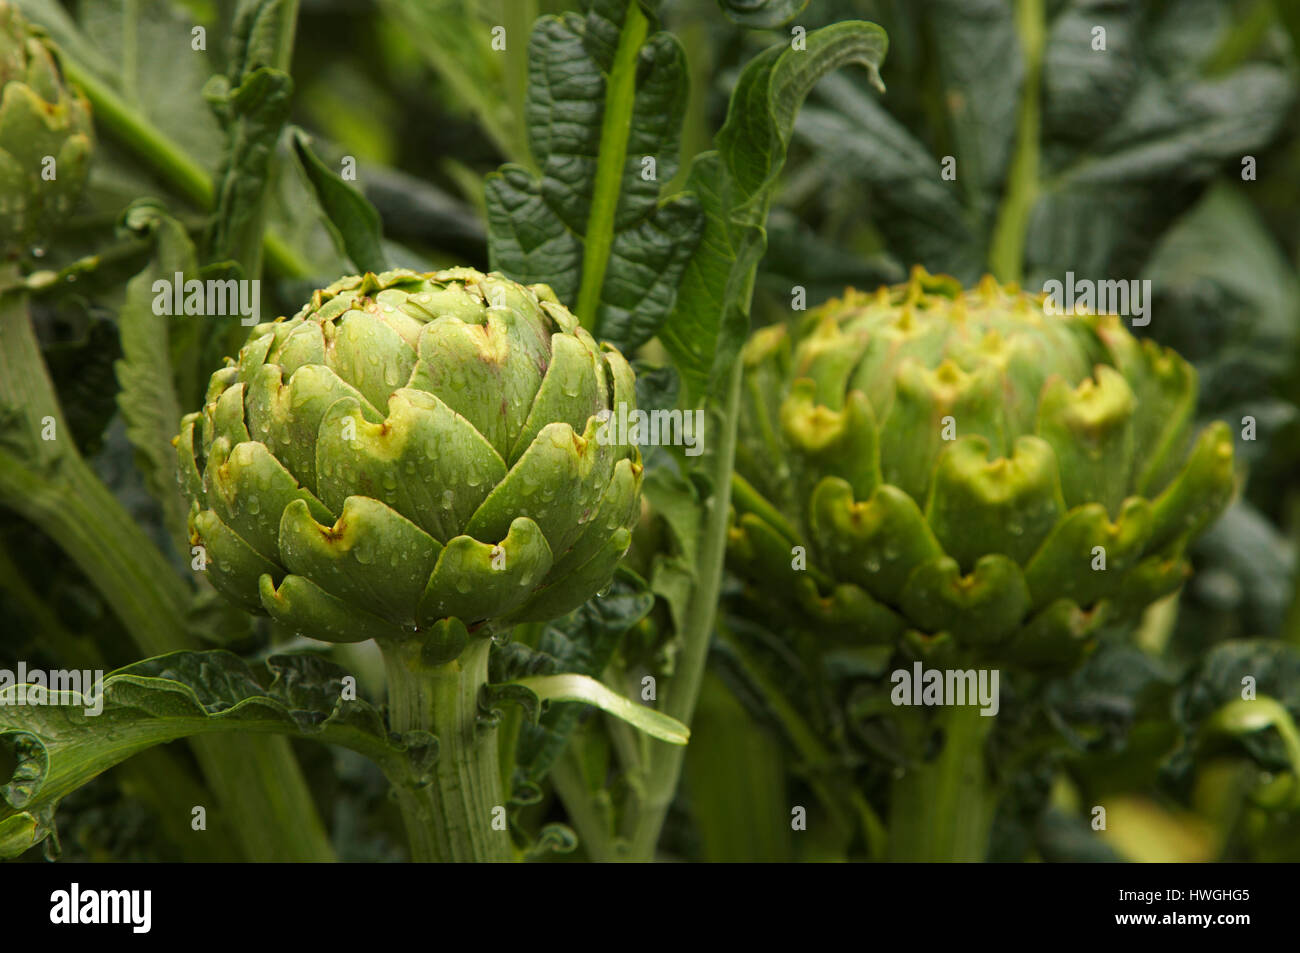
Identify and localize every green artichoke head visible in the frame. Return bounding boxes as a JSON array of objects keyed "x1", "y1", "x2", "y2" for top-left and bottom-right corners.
[
  {"x1": 176, "y1": 268, "x2": 642, "y2": 659},
  {"x1": 0, "y1": 1, "x2": 92, "y2": 257},
  {"x1": 731, "y1": 268, "x2": 1236, "y2": 669}
]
